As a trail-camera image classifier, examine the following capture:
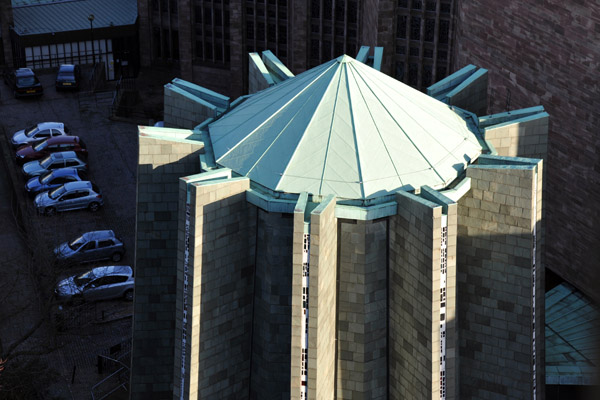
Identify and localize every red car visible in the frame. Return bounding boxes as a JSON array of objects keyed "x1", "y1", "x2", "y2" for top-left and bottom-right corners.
[{"x1": 16, "y1": 136, "x2": 87, "y2": 165}]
